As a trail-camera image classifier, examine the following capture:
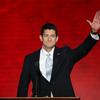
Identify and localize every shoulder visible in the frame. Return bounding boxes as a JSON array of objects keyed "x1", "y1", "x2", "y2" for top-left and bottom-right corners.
[
  {"x1": 55, "y1": 45, "x2": 72, "y2": 55},
  {"x1": 24, "y1": 49, "x2": 41, "y2": 59},
  {"x1": 56, "y1": 45, "x2": 72, "y2": 51}
]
